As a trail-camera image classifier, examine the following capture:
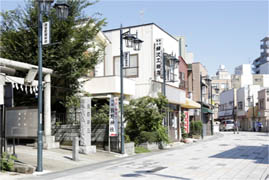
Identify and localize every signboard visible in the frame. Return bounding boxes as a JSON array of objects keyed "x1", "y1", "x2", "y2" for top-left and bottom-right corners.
[
  {"x1": 155, "y1": 38, "x2": 163, "y2": 77},
  {"x1": 184, "y1": 111, "x2": 189, "y2": 133},
  {"x1": 123, "y1": 52, "x2": 130, "y2": 68},
  {"x1": 5, "y1": 107, "x2": 38, "y2": 138},
  {"x1": 42, "y1": 21, "x2": 50, "y2": 45},
  {"x1": 109, "y1": 97, "x2": 119, "y2": 137}
]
